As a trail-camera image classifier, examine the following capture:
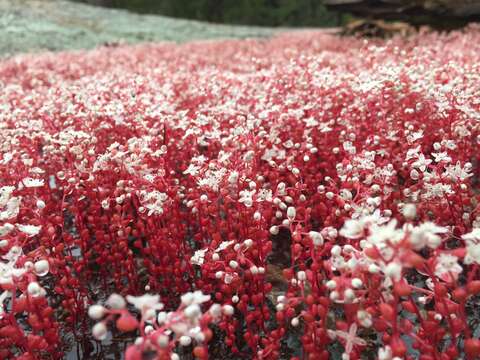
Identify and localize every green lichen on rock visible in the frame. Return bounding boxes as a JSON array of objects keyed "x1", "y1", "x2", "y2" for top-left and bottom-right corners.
[{"x1": 0, "y1": 0, "x2": 279, "y2": 57}]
